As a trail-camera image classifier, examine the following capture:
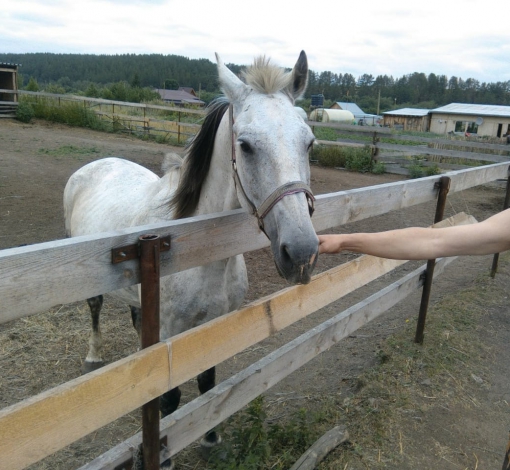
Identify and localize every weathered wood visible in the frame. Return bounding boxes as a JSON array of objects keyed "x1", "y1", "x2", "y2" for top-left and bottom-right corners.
[
  {"x1": 78, "y1": 255, "x2": 457, "y2": 469},
  {"x1": 312, "y1": 164, "x2": 505, "y2": 232},
  {"x1": 0, "y1": 342, "x2": 171, "y2": 470},
  {"x1": 289, "y1": 426, "x2": 349, "y2": 470},
  {"x1": 0, "y1": 254, "x2": 408, "y2": 469},
  {"x1": 318, "y1": 139, "x2": 509, "y2": 163},
  {"x1": 18, "y1": 90, "x2": 206, "y2": 115},
  {"x1": 0, "y1": 215, "x2": 472, "y2": 469},
  {"x1": 1, "y1": 162, "x2": 503, "y2": 325}
]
